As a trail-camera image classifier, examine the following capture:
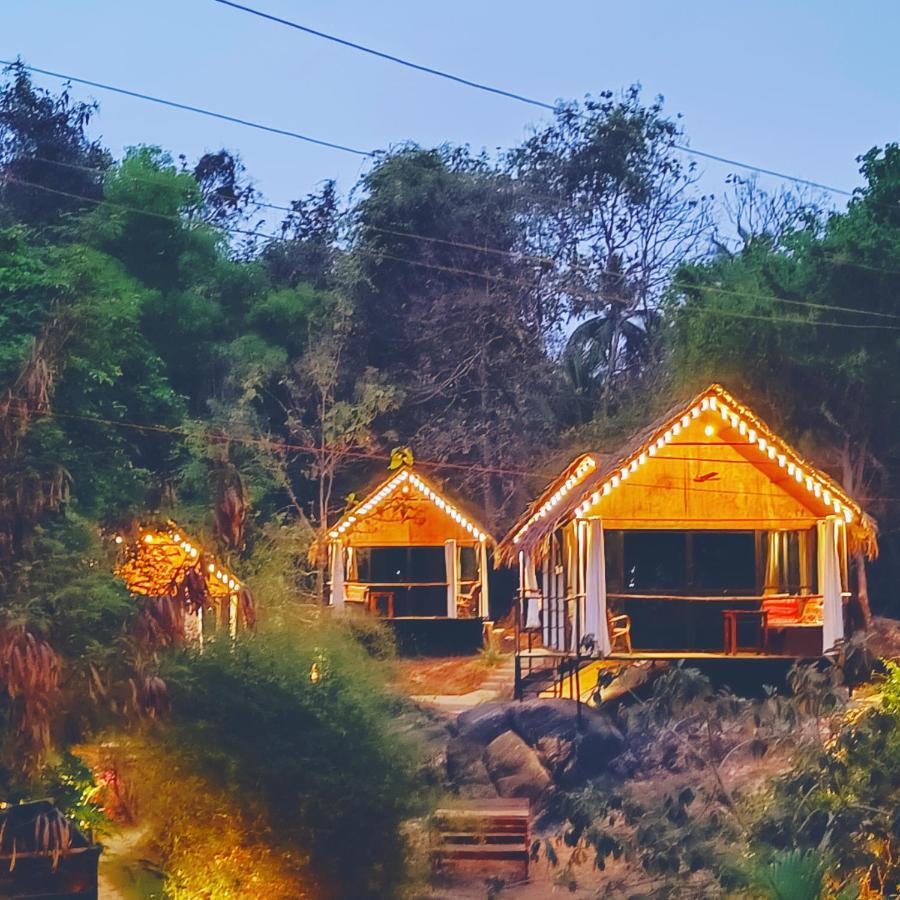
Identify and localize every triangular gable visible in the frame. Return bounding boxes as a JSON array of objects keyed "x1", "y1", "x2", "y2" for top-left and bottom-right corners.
[
  {"x1": 499, "y1": 384, "x2": 875, "y2": 563},
  {"x1": 574, "y1": 385, "x2": 863, "y2": 528},
  {"x1": 328, "y1": 466, "x2": 493, "y2": 546}
]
